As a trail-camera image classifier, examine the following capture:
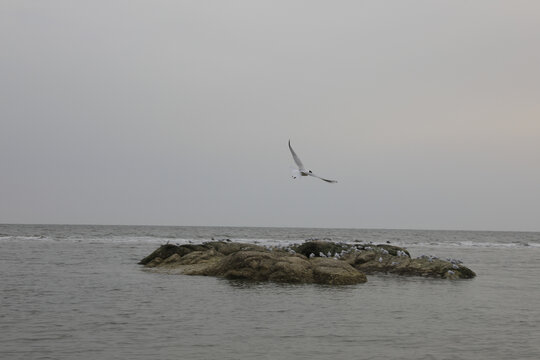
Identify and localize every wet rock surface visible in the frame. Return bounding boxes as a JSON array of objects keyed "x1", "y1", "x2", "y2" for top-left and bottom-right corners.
[{"x1": 140, "y1": 240, "x2": 475, "y2": 284}]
